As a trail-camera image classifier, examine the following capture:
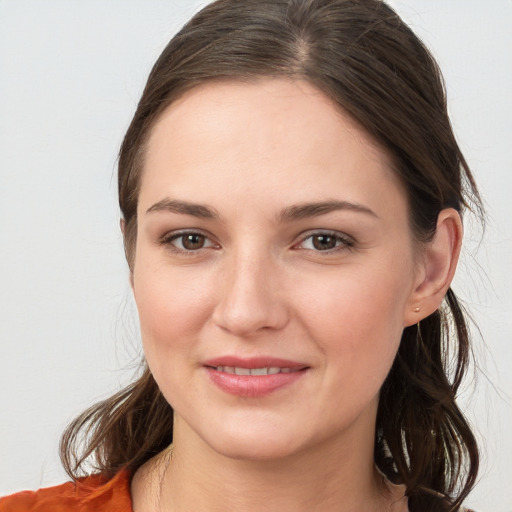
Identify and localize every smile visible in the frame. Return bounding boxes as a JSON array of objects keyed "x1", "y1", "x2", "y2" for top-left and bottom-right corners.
[
  {"x1": 204, "y1": 358, "x2": 309, "y2": 398},
  {"x1": 211, "y1": 366, "x2": 299, "y2": 375}
]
